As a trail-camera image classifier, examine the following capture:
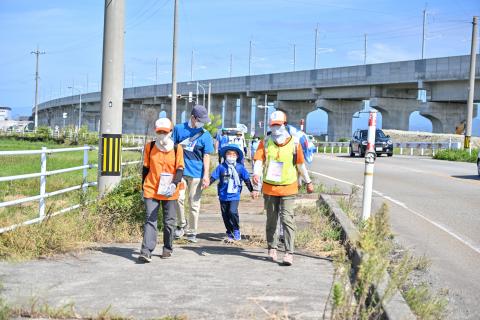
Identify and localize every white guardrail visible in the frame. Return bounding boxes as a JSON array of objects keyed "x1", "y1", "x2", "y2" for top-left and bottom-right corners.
[
  {"x1": 0, "y1": 145, "x2": 143, "y2": 234},
  {"x1": 314, "y1": 141, "x2": 464, "y2": 156}
]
